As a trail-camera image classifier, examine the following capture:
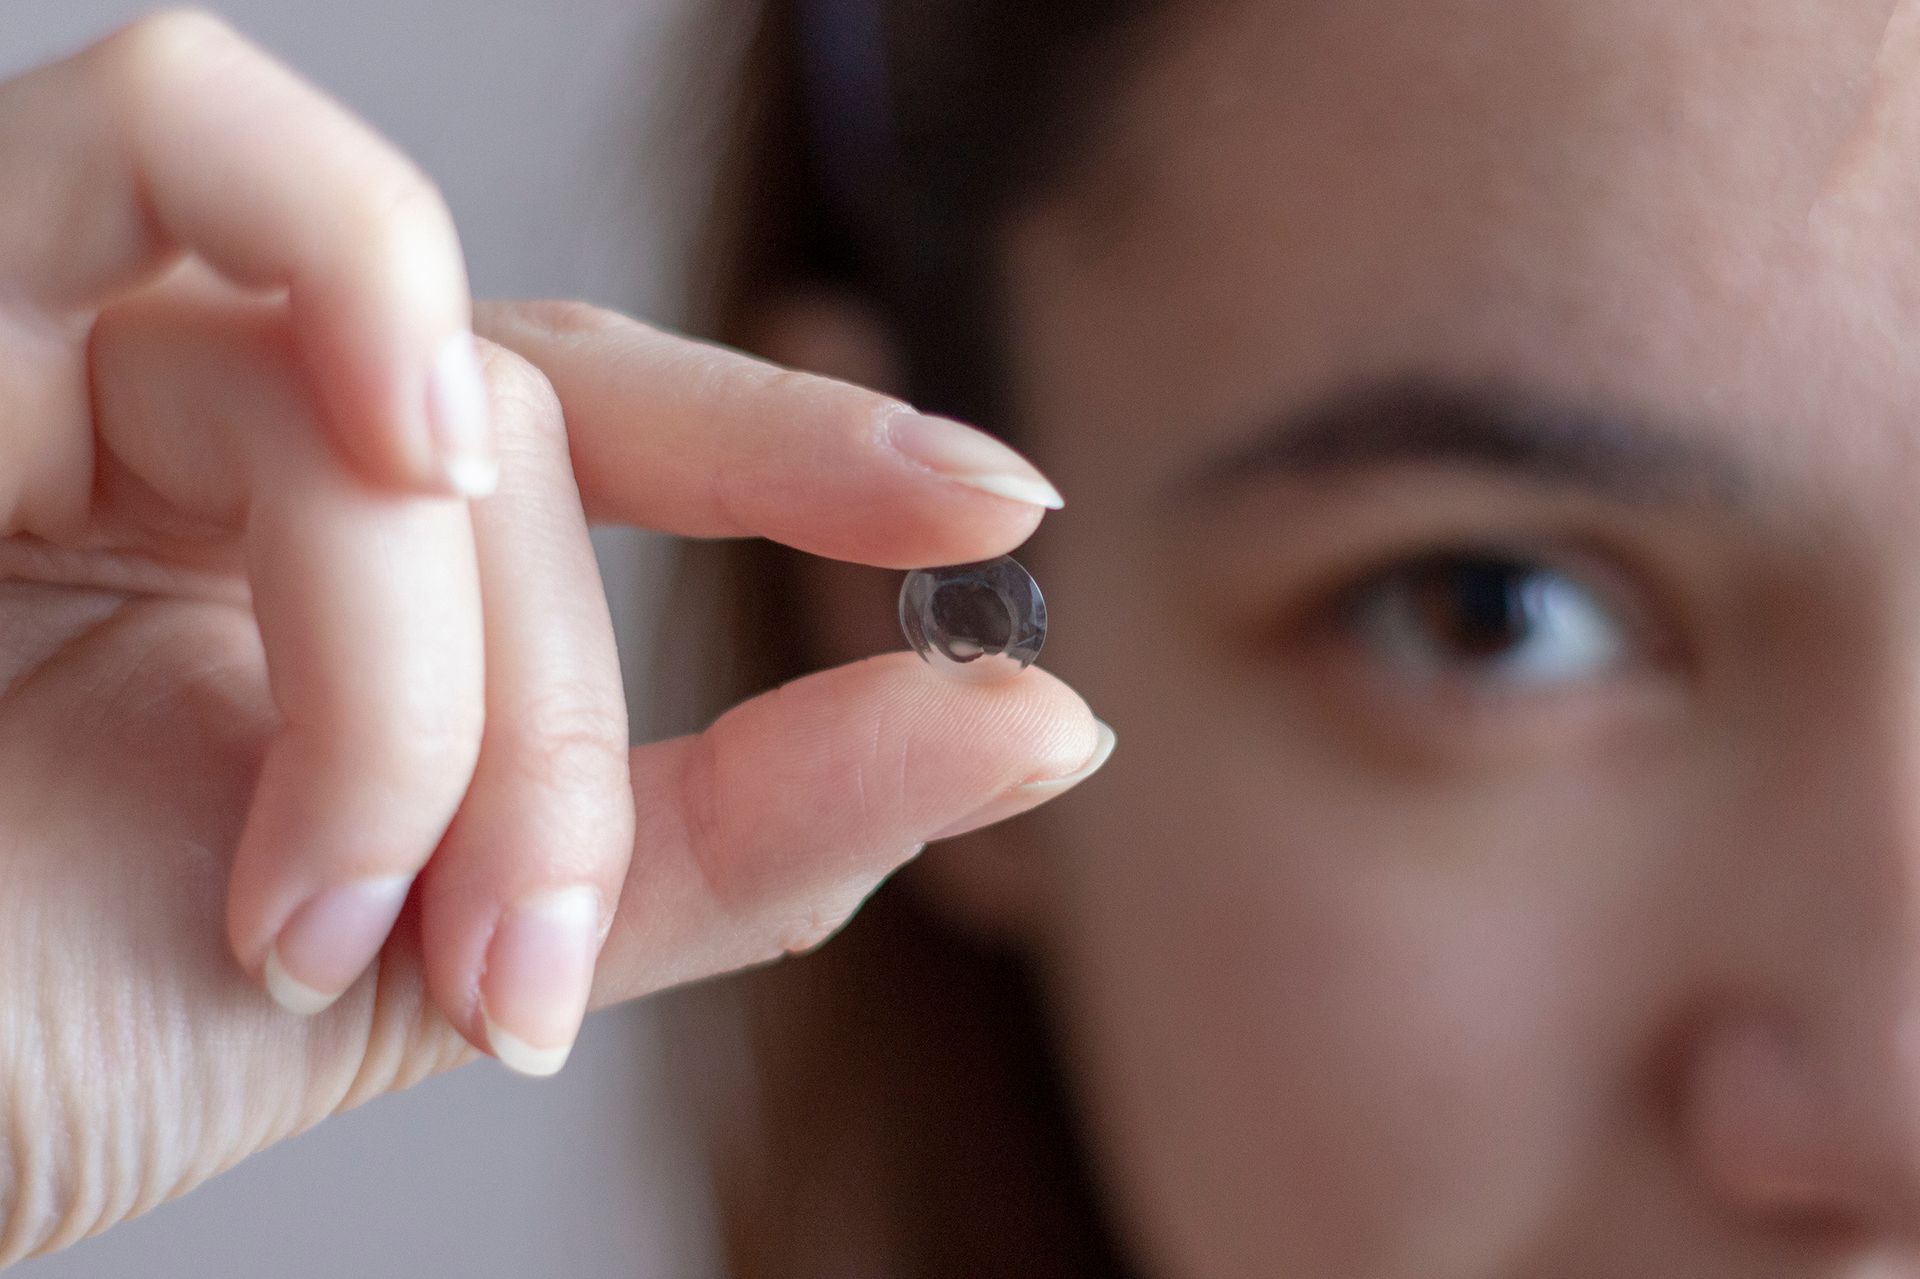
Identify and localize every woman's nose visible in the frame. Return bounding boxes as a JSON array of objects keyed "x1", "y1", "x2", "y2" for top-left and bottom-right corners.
[
  {"x1": 1674, "y1": 671, "x2": 1920, "y2": 1242},
  {"x1": 1672, "y1": 650, "x2": 1920, "y2": 1241},
  {"x1": 1681, "y1": 1002, "x2": 1920, "y2": 1237}
]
